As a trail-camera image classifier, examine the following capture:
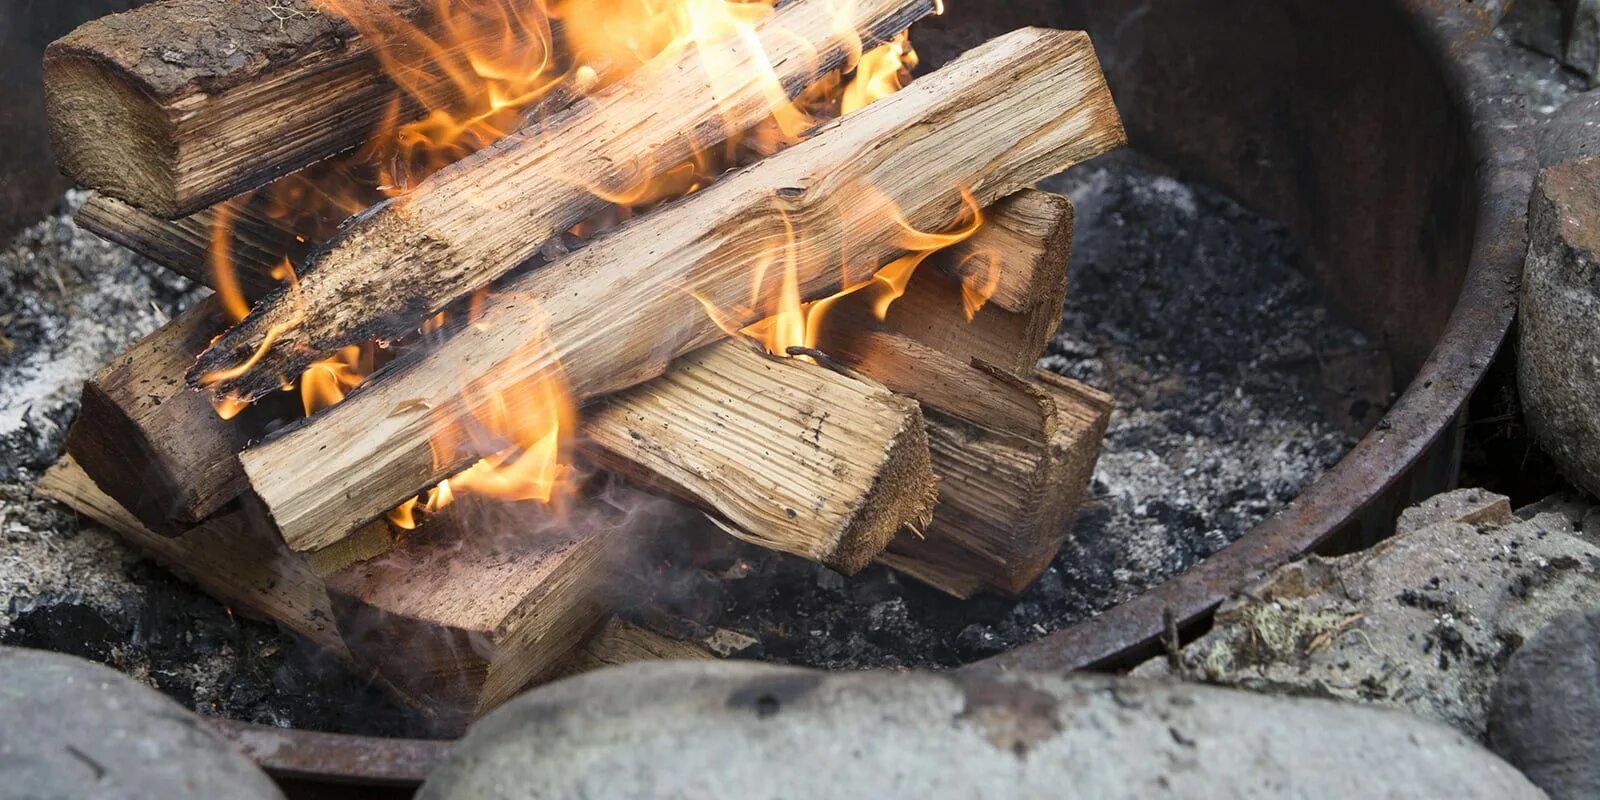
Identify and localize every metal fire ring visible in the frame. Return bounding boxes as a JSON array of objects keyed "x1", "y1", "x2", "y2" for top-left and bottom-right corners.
[{"x1": 195, "y1": 0, "x2": 1537, "y2": 786}]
